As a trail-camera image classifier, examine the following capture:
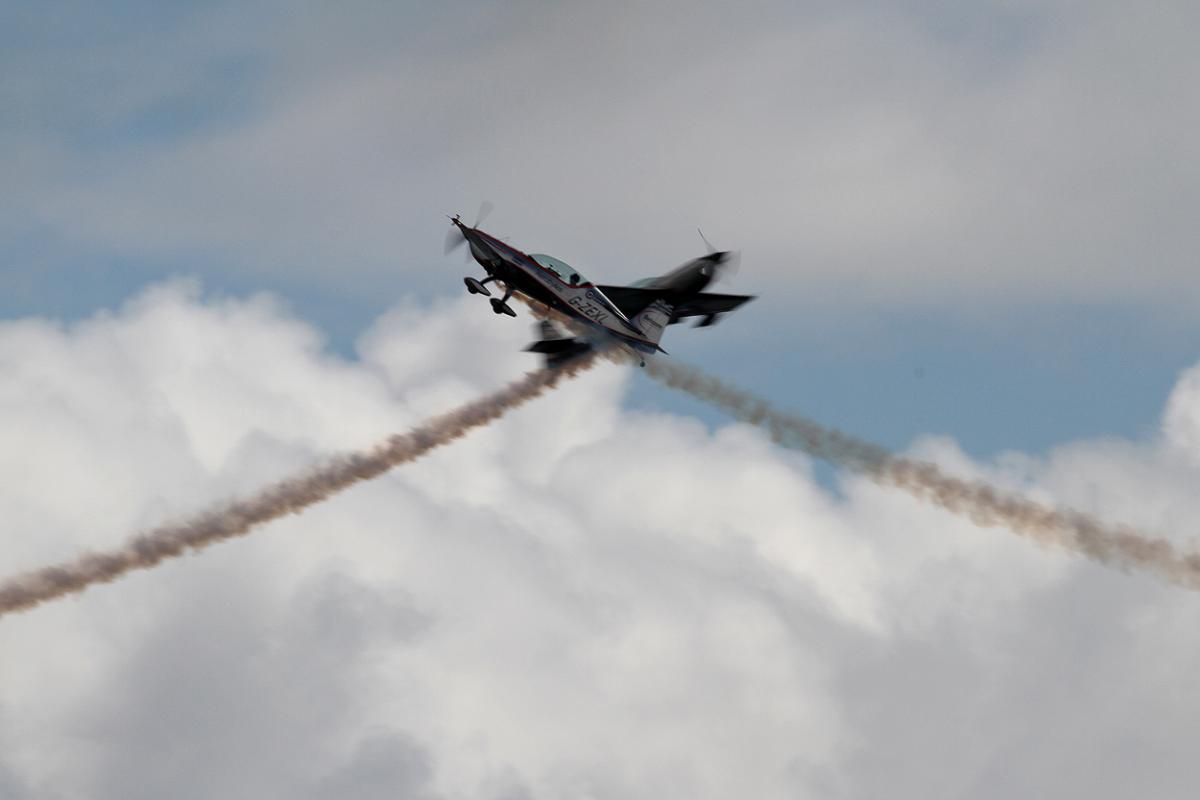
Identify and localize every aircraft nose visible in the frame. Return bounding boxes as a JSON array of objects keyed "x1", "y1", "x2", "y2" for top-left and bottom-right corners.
[
  {"x1": 698, "y1": 251, "x2": 727, "y2": 275},
  {"x1": 699, "y1": 250, "x2": 739, "y2": 284}
]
